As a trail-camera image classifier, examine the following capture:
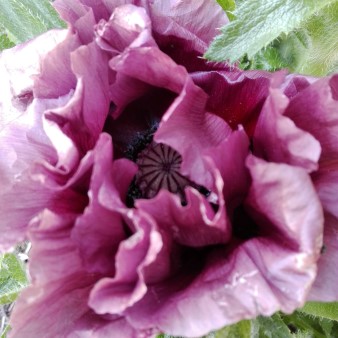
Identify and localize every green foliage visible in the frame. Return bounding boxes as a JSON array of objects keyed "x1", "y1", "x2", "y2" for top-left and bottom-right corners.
[
  {"x1": 0, "y1": 31, "x2": 15, "y2": 51},
  {"x1": 206, "y1": 0, "x2": 337, "y2": 64},
  {"x1": 214, "y1": 319, "x2": 251, "y2": 337},
  {"x1": 0, "y1": 253, "x2": 28, "y2": 305},
  {"x1": 299, "y1": 302, "x2": 338, "y2": 321},
  {"x1": 0, "y1": 0, "x2": 65, "y2": 50},
  {"x1": 251, "y1": 314, "x2": 293, "y2": 338},
  {"x1": 281, "y1": 310, "x2": 338, "y2": 338},
  {"x1": 240, "y1": 1, "x2": 338, "y2": 76},
  {"x1": 216, "y1": 0, "x2": 236, "y2": 20}
]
